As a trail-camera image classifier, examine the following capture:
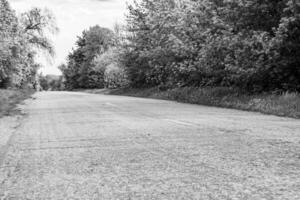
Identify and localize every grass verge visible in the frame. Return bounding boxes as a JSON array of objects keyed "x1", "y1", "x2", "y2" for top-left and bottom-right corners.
[
  {"x1": 0, "y1": 89, "x2": 34, "y2": 117},
  {"x1": 107, "y1": 87, "x2": 300, "y2": 119}
]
